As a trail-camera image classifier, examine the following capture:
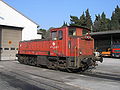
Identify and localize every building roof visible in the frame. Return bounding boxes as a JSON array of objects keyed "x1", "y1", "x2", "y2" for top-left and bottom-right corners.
[
  {"x1": 0, "y1": 24, "x2": 23, "y2": 30},
  {"x1": 91, "y1": 30, "x2": 120, "y2": 36},
  {"x1": 1, "y1": 0, "x2": 39, "y2": 27}
]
